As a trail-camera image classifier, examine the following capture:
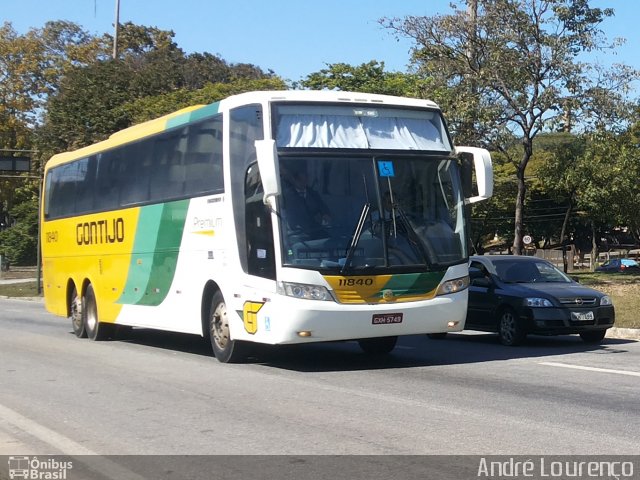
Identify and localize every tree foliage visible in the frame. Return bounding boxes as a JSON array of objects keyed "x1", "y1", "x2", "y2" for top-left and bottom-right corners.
[
  {"x1": 1, "y1": 20, "x2": 283, "y2": 265},
  {"x1": 300, "y1": 60, "x2": 428, "y2": 97},
  {"x1": 381, "y1": 0, "x2": 638, "y2": 254}
]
